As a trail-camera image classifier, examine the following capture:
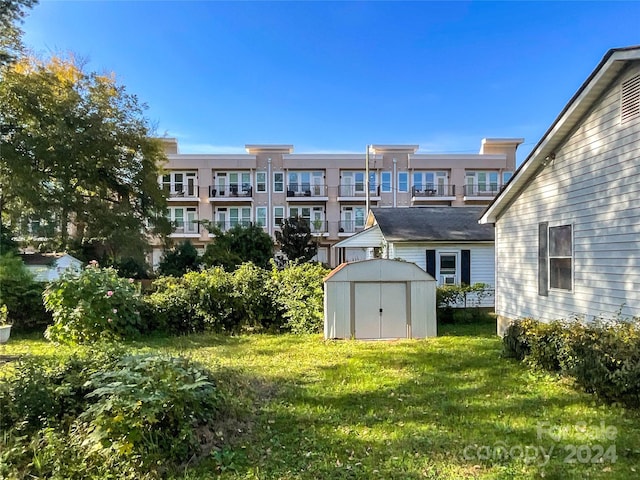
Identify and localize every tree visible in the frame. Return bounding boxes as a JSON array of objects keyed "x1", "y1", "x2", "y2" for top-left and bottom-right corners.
[
  {"x1": 0, "y1": 55, "x2": 171, "y2": 260},
  {"x1": 275, "y1": 216, "x2": 318, "y2": 263},
  {"x1": 157, "y1": 241, "x2": 200, "y2": 277},
  {"x1": 202, "y1": 223, "x2": 274, "y2": 271},
  {"x1": 0, "y1": 0, "x2": 37, "y2": 66}
]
